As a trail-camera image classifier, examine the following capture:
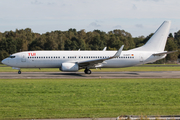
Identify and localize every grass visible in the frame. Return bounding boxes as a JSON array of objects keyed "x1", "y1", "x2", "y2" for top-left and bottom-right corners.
[
  {"x1": 0, "y1": 78, "x2": 180, "y2": 119},
  {"x1": 0, "y1": 64, "x2": 180, "y2": 72}
]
